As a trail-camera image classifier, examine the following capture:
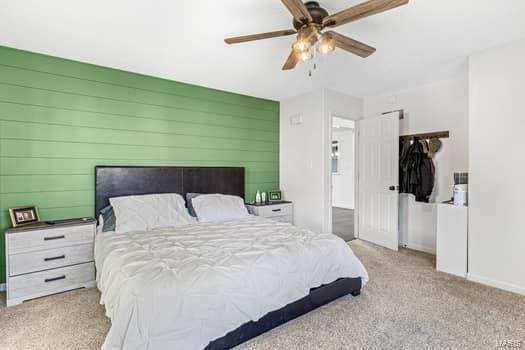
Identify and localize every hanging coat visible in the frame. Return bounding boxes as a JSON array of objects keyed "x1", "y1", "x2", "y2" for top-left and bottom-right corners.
[
  {"x1": 399, "y1": 139, "x2": 412, "y2": 193},
  {"x1": 399, "y1": 137, "x2": 436, "y2": 202}
]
